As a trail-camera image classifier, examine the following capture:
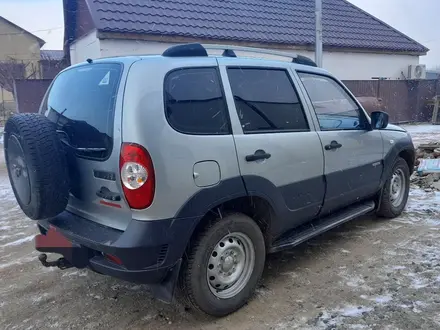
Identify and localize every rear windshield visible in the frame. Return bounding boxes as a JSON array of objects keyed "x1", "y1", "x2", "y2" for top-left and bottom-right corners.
[{"x1": 42, "y1": 63, "x2": 122, "y2": 159}]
